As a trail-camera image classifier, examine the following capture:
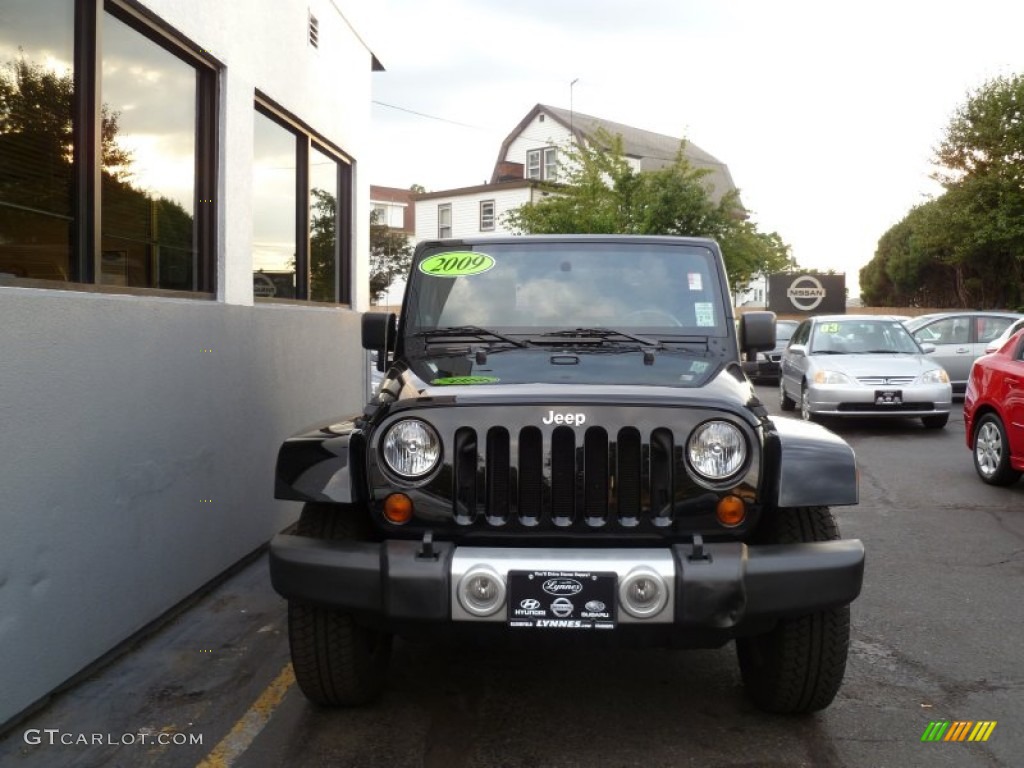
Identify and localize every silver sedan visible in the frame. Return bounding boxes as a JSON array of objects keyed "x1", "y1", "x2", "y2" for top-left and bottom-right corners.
[{"x1": 779, "y1": 315, "x2": 953, "y2": 429}]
